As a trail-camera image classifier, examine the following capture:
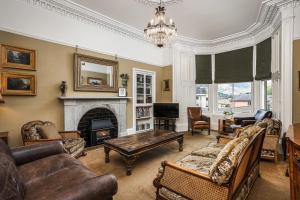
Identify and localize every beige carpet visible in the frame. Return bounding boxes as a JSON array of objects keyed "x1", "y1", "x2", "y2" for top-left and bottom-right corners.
[{"x1": 79, "y1": 131, "x2": 290, "y2": 200}]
